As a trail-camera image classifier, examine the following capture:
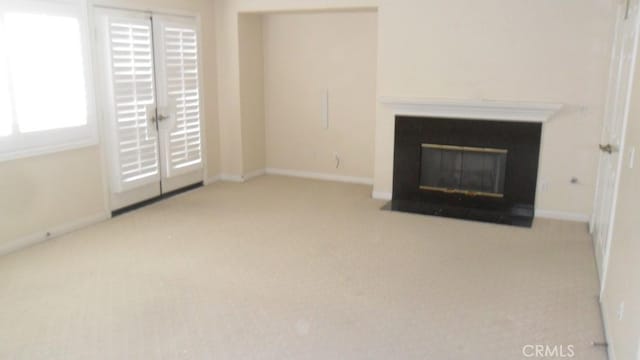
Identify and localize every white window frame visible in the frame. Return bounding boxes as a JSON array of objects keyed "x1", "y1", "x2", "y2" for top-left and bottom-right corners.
[{"x1": 0, "y1": 0, "x2": 98, "y2": 162}]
